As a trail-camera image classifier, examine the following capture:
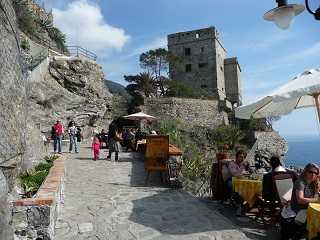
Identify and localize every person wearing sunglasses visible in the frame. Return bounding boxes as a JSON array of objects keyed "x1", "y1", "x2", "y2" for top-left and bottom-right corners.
[{"x1": 291, "y1": 163, "x2": 320, "y2": 214}]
